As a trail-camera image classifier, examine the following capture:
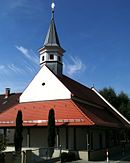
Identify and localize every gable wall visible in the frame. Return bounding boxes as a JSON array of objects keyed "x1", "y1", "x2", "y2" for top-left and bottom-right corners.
[{"x1": 20, "y1": 66, "x2": 71, "y2": 103}]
